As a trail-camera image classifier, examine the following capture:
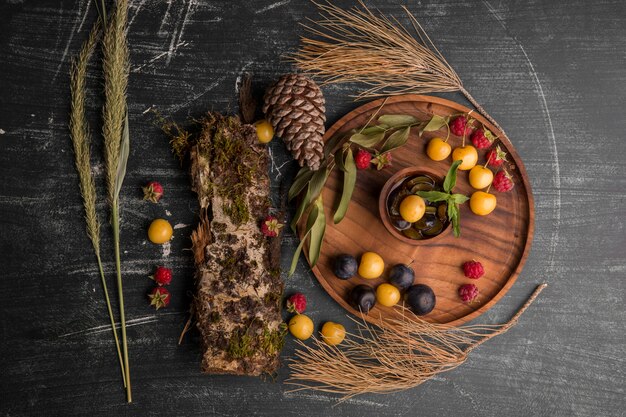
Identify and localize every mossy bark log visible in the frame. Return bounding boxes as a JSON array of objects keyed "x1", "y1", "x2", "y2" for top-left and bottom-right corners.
[{"x1": 189, "y1": 113, "x2": 284, "y2": 376}]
